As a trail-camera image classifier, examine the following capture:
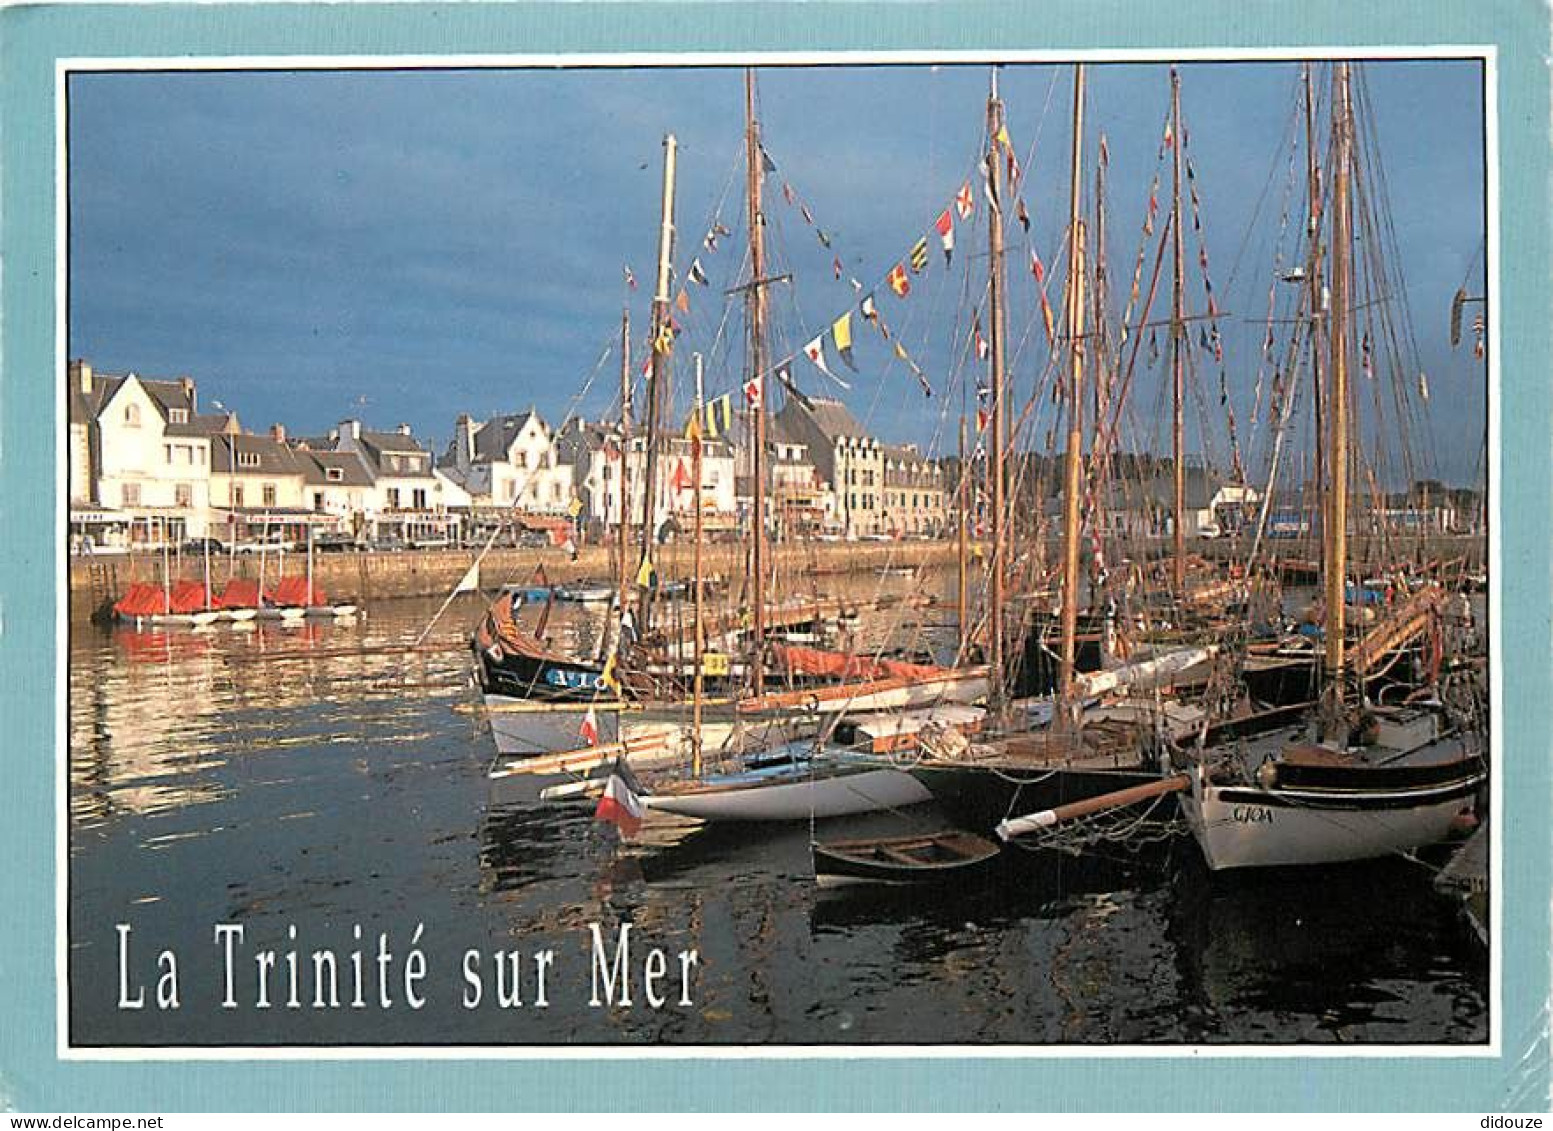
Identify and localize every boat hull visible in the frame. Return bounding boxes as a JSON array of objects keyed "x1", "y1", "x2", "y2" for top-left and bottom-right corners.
[
  {"x1": 1183, "y1": 755, "x2": 1484, "y2": 871},
  {"x1": 910, "y1": 761, "x2": 1164, "y2": 837},
  {"x1": 644, "y1": 763, "x2": 932, "y2": 822}
]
